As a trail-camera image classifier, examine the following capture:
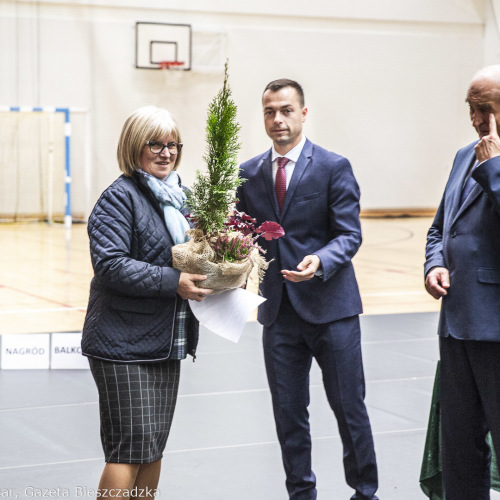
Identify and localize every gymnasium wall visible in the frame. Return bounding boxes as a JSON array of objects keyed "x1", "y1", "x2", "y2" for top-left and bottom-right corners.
[{"x1": 1, "y1": 0, "x2": 498, "y2": 218}]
